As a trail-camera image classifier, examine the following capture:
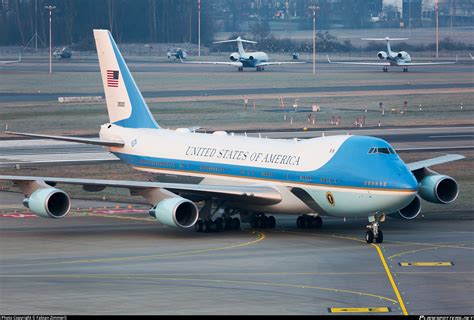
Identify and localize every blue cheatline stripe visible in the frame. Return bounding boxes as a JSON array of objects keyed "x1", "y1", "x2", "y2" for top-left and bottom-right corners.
[
  {"x1": 112, "y1": 136, "x2": 417, "y2": 192},
  {"x1": 108, "y1": 32, "x2": 159, "y2": 129}
]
